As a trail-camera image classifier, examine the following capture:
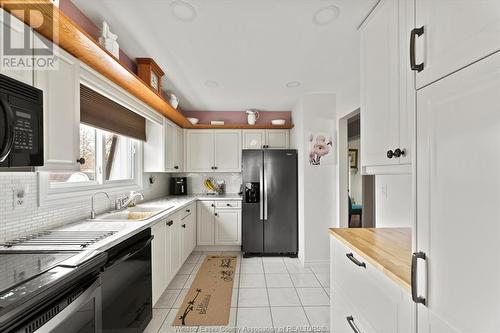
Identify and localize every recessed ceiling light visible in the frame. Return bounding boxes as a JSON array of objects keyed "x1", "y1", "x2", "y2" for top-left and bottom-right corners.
[
  {"x1": 313, "y1": 6, "x2": 340, "y2": 26},
  {"x1": 205, "y1": 80, "x2": 219, "y2": 88},
  {"x1": 170, "y1": 0, "x2": 197, "y2": 22},
  {"x1": 286, "y1": 81, "x2": 301, "y2": 88}
]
